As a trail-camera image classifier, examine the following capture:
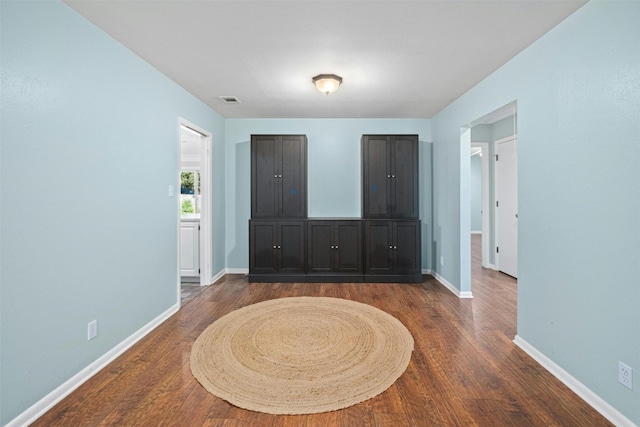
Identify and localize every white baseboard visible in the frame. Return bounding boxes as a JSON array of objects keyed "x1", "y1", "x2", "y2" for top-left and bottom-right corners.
[
  {"x1": 513, "y1": 335, "x2": 635, "y2": 427},
  {"x1": 210, "y1": 269, "x2": 226, "y2": 284},
  {"x1": 7, "y1": 303, "x2": 180, "y2": 427},
  {"x1": 432, "y1": 271, "x2": 473, "y2": 299}
]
